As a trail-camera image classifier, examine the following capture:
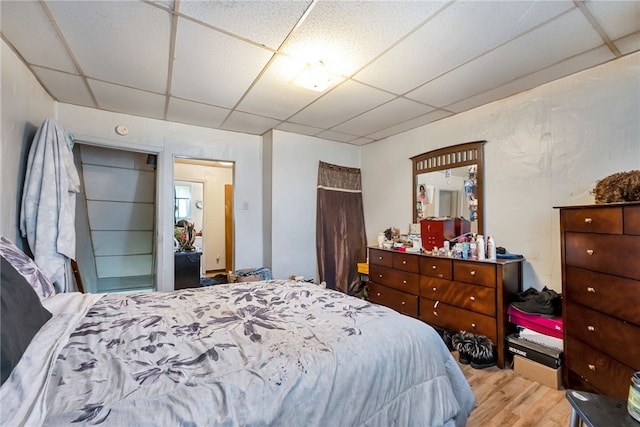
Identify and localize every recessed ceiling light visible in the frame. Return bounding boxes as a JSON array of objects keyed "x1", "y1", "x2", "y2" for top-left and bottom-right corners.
[{"x1": 292, "y1": 61, "x2": 334, "y2": 92}]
